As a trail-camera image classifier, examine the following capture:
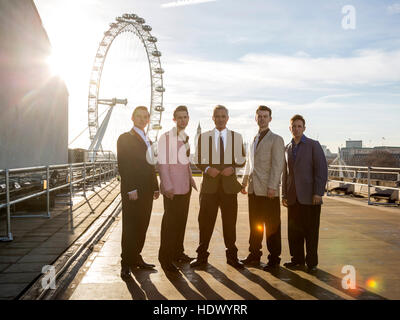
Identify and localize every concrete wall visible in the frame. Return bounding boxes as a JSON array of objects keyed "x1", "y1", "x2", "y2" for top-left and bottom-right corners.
[{"x1": 0, "y1": 0, "x2": 69, "y2": 169}]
